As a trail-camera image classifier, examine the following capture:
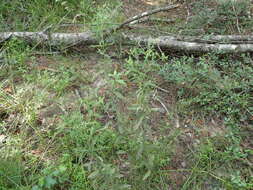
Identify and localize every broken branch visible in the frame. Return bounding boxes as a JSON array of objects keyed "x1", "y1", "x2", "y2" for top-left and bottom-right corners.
[
  {"x1": 113, "y1": 4, "x2": 180, "y2": 31},
  {"x1": 1, "y1": 31, "x2": 253, "y2": 53}
]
